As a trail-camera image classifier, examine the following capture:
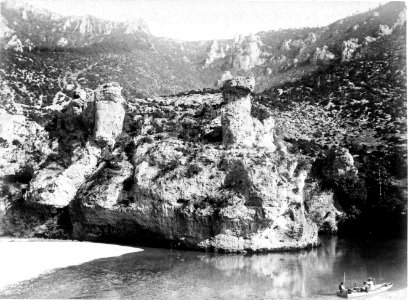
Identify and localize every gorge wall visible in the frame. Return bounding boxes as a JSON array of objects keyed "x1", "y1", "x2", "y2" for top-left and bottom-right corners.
[{"x1": 0, "y1": 78, "x2": 364, "y2": 251}]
